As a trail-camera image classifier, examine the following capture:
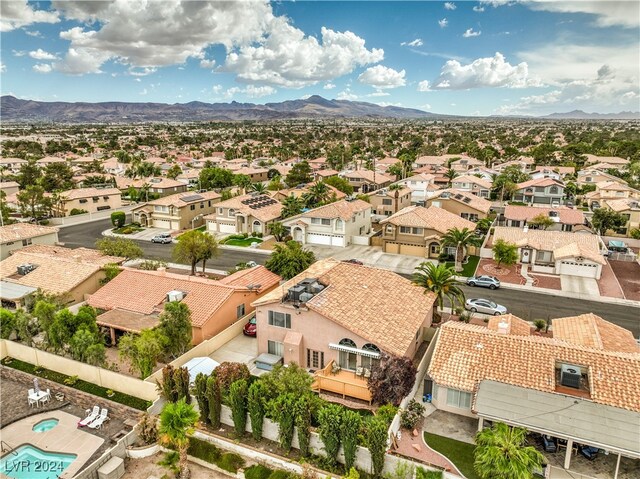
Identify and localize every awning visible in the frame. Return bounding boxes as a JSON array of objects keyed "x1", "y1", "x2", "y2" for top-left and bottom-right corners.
[
  {"x1": 329, "y1": 343, "x2": 381, "y2": 359},
  {"x1": 182, "y1": 357, "x2": 220, "y2": 384},
  {"x1": 475, "y1": 380, "x2": 640, "y2": 458},
  {"x1": 0, "y1": 281, "x2": 37, "y2": 300}
]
